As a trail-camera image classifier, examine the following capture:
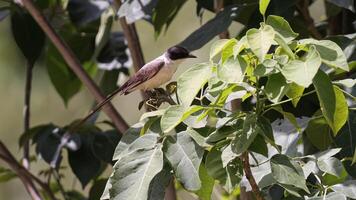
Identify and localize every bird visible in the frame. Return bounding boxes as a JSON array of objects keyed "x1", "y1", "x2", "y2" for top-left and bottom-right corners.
[{"x1": 73, "y1": 45, "x2": 196, "y2": 129}]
